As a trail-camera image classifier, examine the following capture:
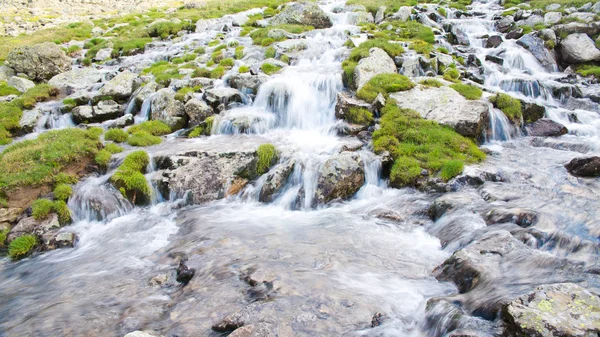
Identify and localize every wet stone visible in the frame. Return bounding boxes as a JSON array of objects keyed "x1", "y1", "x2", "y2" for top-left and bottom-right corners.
[{"x1": 176, "y1": 259, "x2": 195, "y2": 285}]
